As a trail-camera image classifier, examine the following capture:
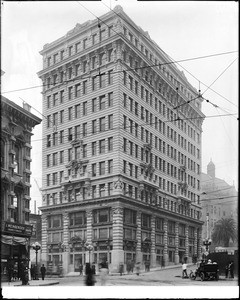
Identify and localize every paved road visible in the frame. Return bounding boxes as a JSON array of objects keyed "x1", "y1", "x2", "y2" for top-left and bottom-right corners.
[
  {"x1": 57, "y1": 265, "x2": 238, "y2": 286},
  {"x1": 2, "y1": 266, "x2": 238, "y2": 299}
]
